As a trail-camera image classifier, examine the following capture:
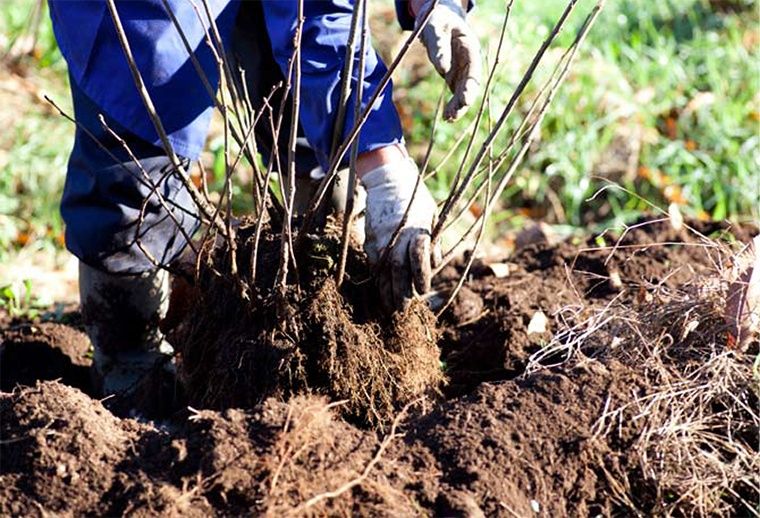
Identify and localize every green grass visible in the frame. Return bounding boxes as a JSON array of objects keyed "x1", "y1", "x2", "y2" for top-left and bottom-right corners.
[
  {"x1": 0, "y1": 0, "x2": 757, "y2": 267},
  {"x1": 0, "y1": 0, "x2": 70, "y2": 259}
]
